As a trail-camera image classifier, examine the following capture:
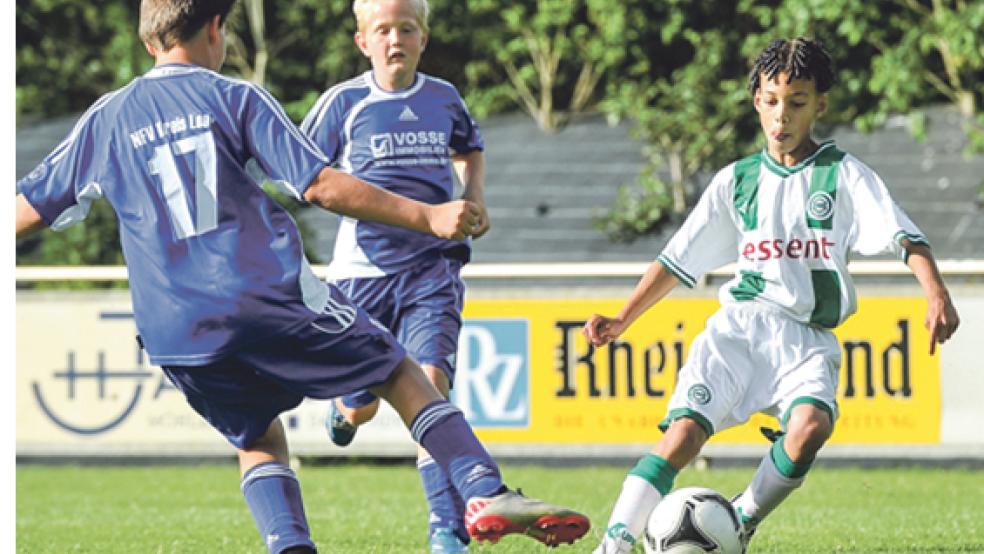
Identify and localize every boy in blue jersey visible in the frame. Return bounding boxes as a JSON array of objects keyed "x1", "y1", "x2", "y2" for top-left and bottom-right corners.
[
  {"x1": 586, "y1": 38, "x2": 960, "y2": 554},
  {"x1": 15, "y1": 1, "x2": 589, "y2": 552},
  {"x1": 301, "y1": 1, "x2": 488, "y2": 552}
]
